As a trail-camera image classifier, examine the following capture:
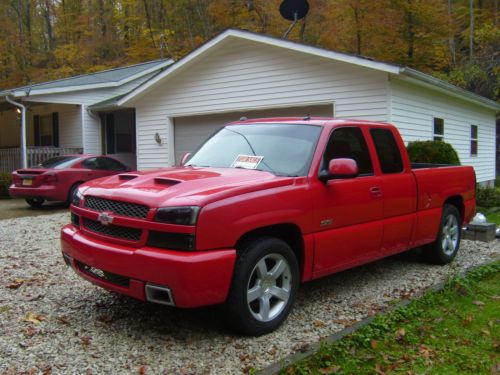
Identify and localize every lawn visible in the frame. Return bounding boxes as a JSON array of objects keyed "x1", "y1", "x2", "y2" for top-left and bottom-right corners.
[
  {"x1": 486, "y1": 211, "x2": 500, "y2": 225},
  {"x1": 281, "y1": 262, "x2": 500, "y2": 375}
]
